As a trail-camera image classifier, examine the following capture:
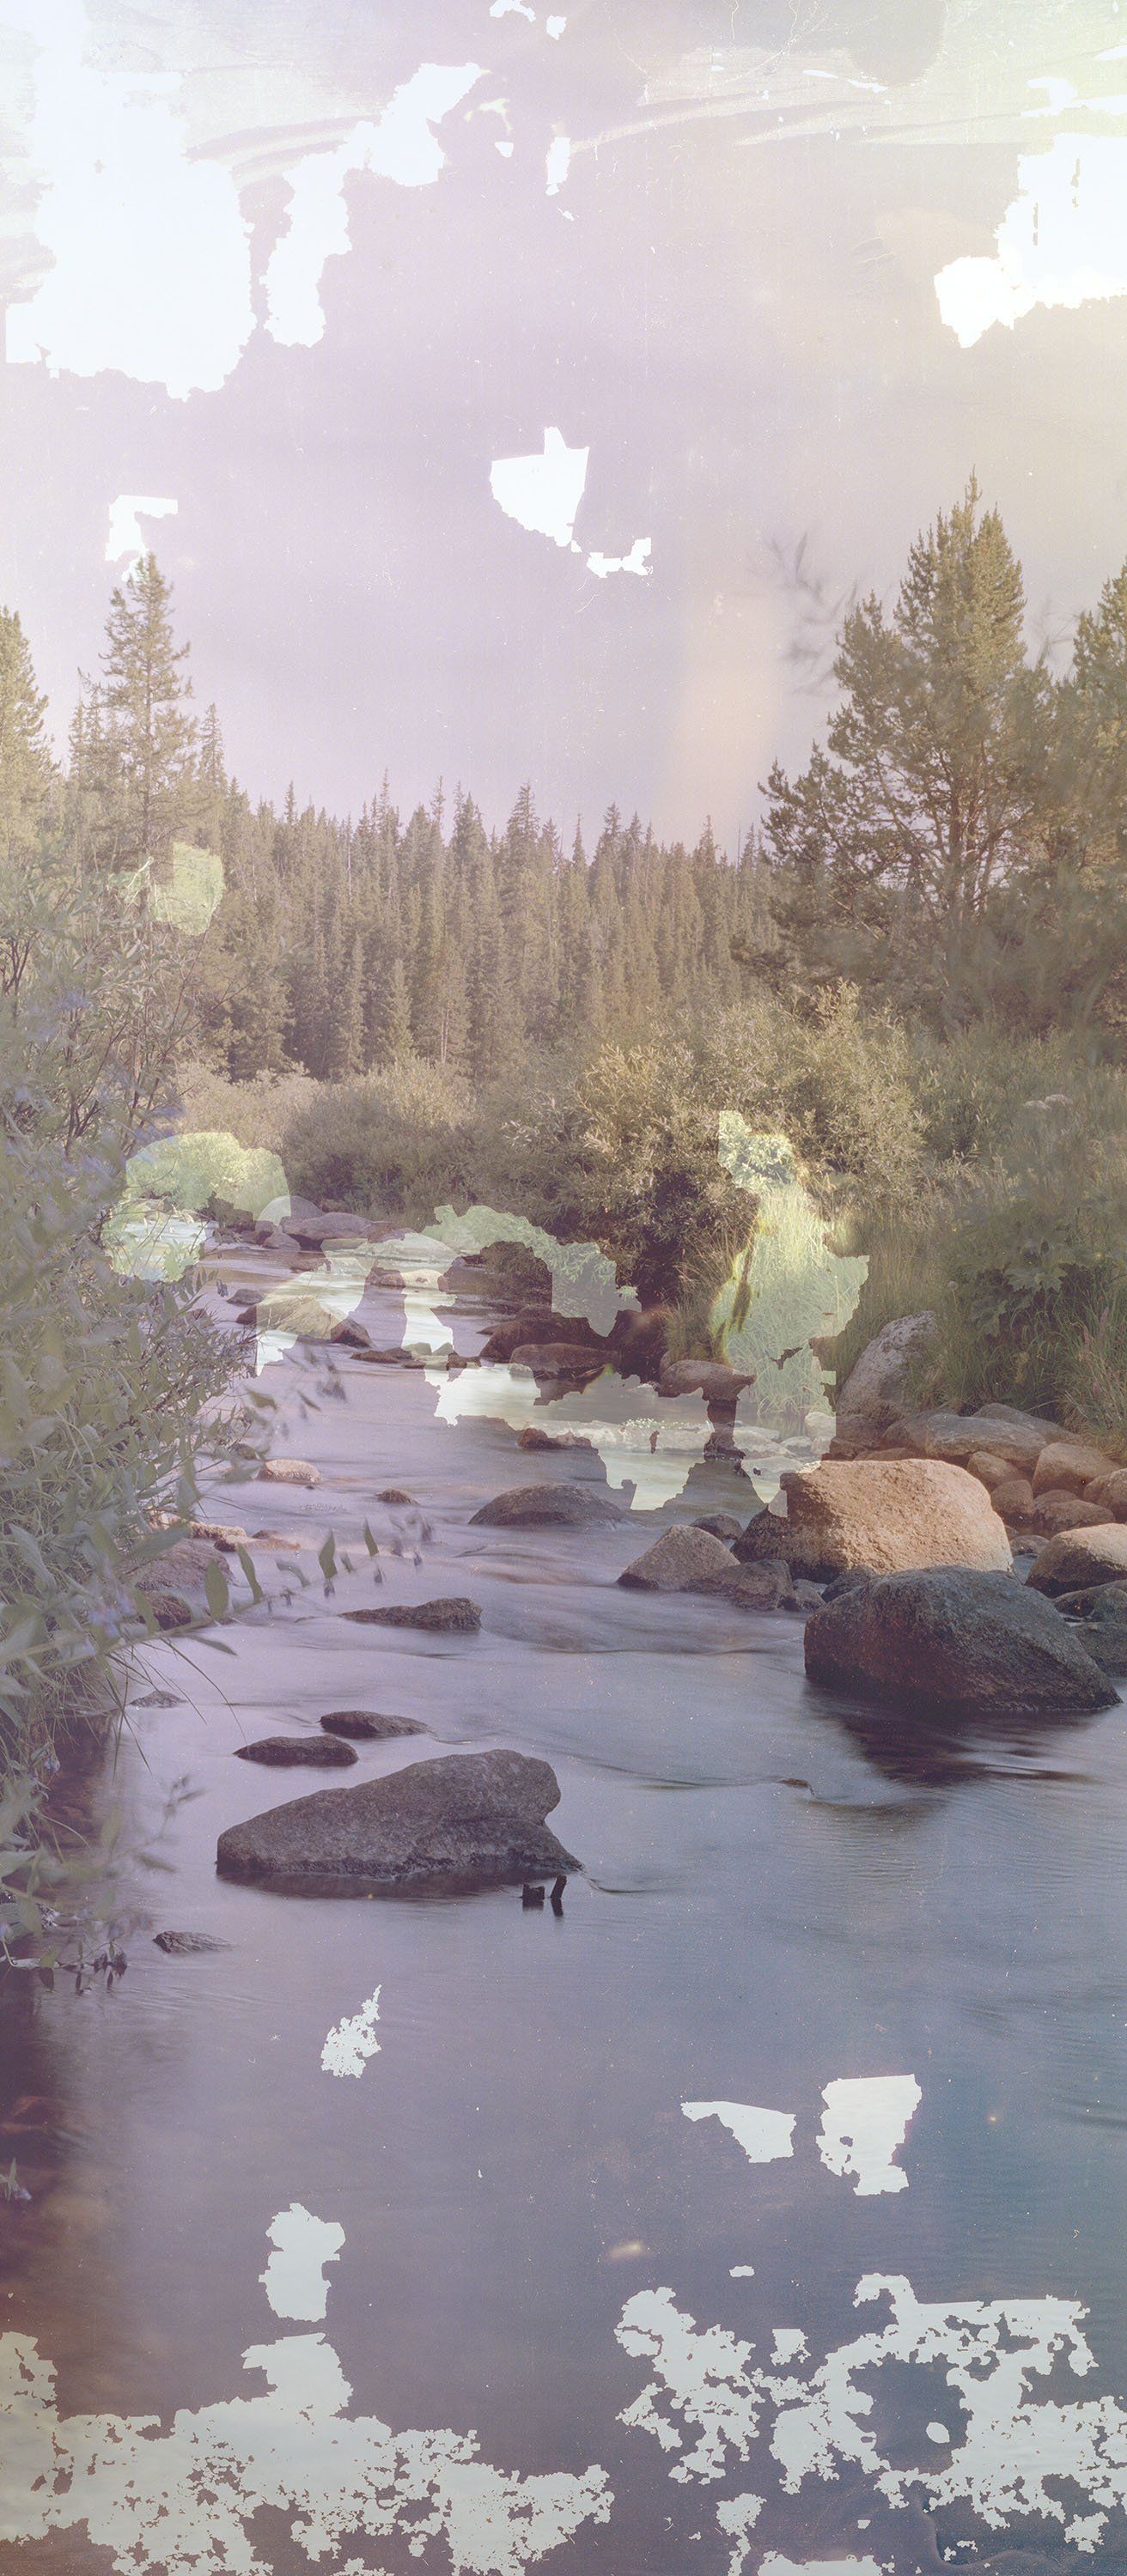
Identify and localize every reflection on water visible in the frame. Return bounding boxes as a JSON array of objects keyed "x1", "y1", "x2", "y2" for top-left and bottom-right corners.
[{"x1": 2, "y1": 1262, "x2": 1127, "y2": 2572}]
